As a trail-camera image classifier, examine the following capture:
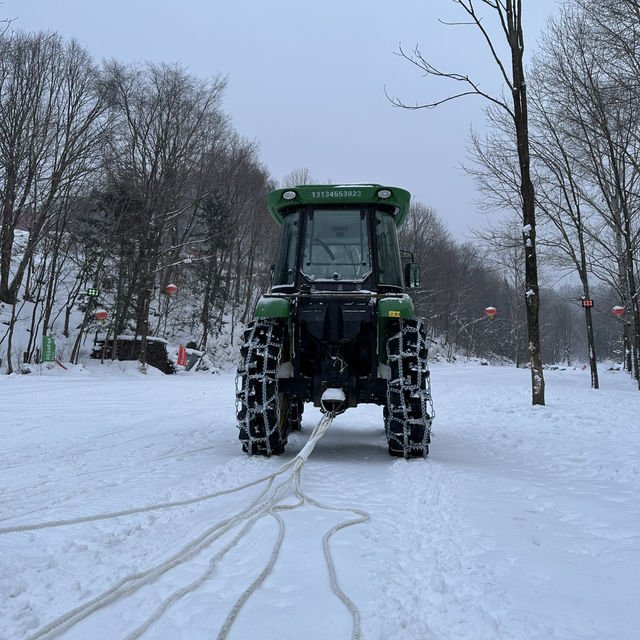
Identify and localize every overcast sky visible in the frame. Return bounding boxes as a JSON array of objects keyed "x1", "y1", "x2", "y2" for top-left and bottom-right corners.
[{"x1": 7, "y1": 0, "x2": 560, "y2": 240}]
